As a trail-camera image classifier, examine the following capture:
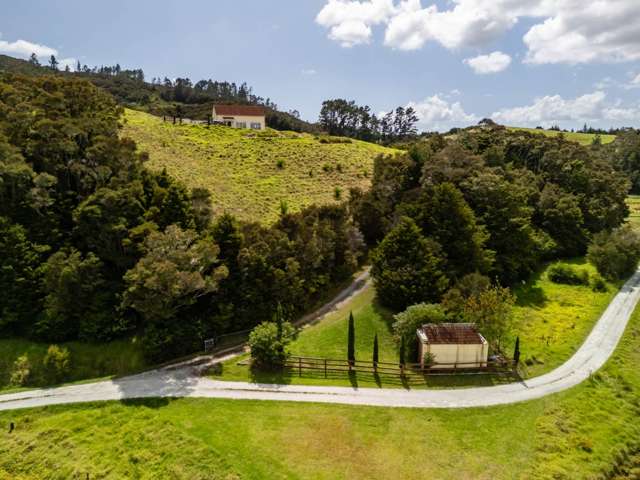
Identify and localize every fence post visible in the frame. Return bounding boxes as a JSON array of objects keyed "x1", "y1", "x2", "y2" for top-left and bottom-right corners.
[
  {"x1": 299, "y1": 357, "x2": 302, "y2": 377},
  {"x1": 324, "y1": 359, "x2": 327, "y2": 378}
]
